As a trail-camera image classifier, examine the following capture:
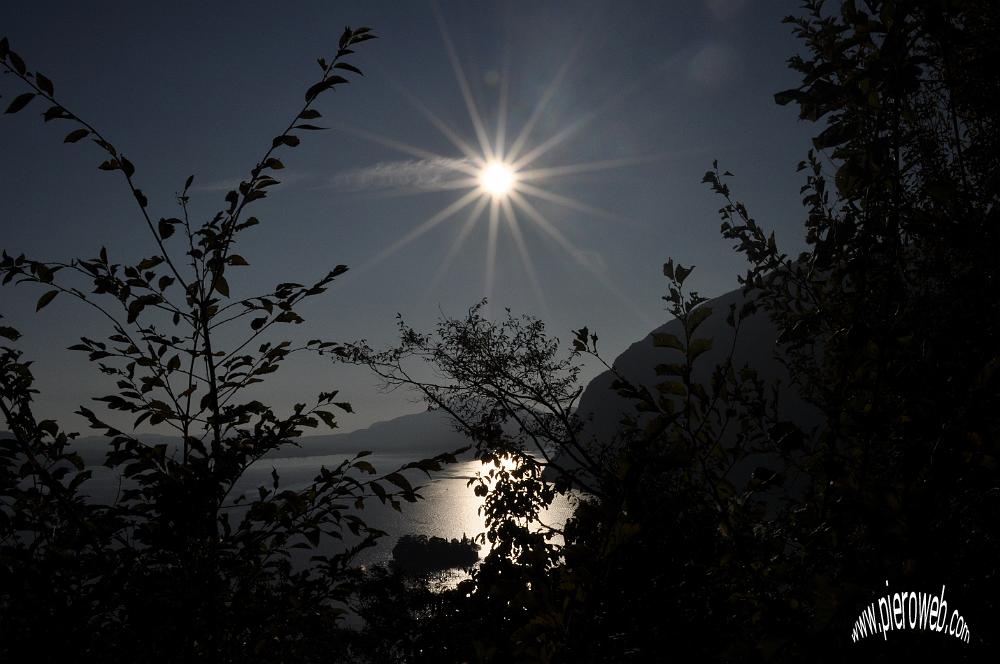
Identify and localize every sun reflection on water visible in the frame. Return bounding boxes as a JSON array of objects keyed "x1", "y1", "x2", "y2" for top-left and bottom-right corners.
[{"x1": 84, "y1": 452, "x2": 578, "y2": 589}]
